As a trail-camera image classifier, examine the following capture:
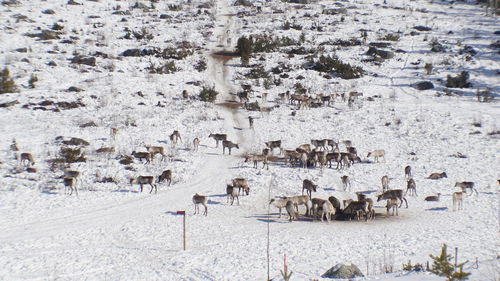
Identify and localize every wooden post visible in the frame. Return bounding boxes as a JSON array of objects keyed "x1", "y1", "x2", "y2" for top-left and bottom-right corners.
[{"x1": 177, "y1": 210, "x2": 186, "y2": 250}]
